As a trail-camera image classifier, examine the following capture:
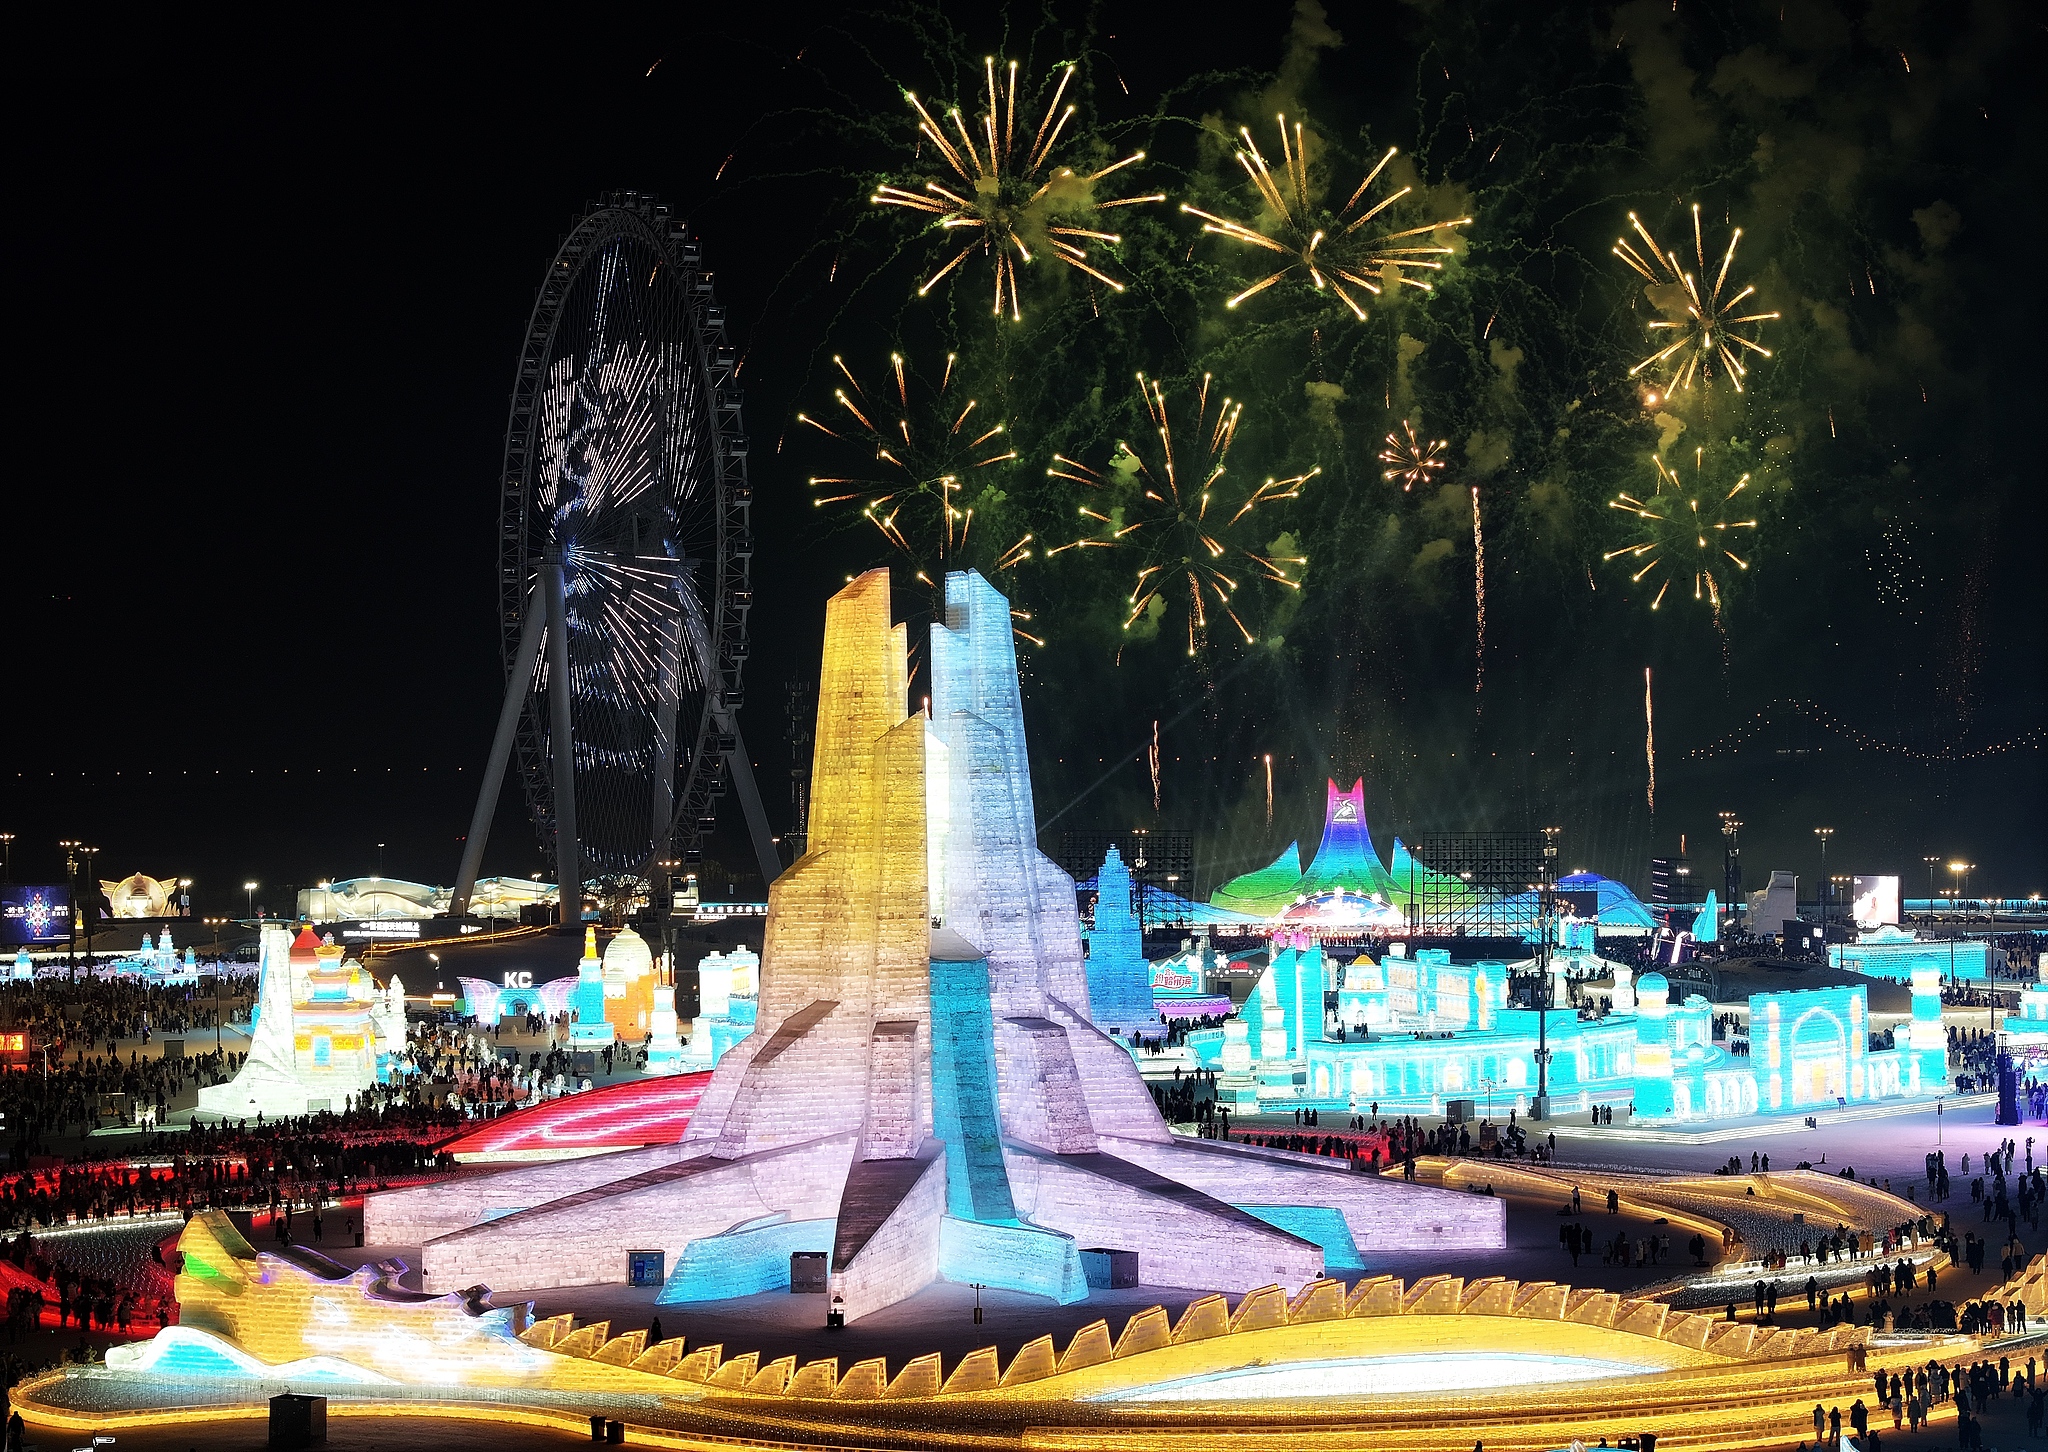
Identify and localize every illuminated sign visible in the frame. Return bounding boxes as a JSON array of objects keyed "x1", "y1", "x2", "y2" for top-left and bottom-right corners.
[
  {"x1": 1332, "y1": 798, "x2": 1358, "y2": 823},
  {"x1": 693, "y1": 901, "x2": 767, "y2": 921},
  {"x1": 502, "y1": 971, "x2": 533, "y2": 989},
  {"x1": 338, "y1": 920, "x2": 423, "y2": 941},
  {"x1": 0, "y1": 1033, "x2": 26, "y2": 1052},
  {"x1": 1153, "y1": 966, "x2": 1196, "y2": 993}
]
